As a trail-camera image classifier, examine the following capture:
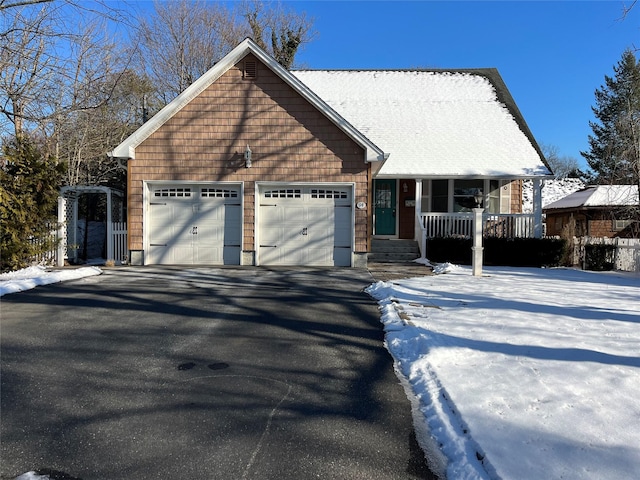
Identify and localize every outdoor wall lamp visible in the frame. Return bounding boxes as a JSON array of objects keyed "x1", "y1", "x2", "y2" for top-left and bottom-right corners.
[
  {"x1": 244, "y1": 144, "x2": 252, "y2": 168},
  {"x1": 474, "y1": 189, "x2": 483, "y2": 208}
]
